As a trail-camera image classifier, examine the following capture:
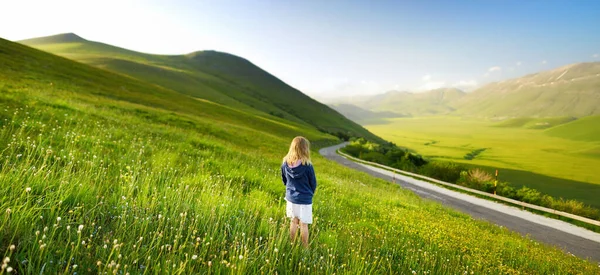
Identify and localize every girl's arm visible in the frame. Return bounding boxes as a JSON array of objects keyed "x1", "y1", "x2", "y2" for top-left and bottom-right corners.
[
  {"x1": 308, "y1": 165, "x2": 317, "y2": 192},
  {"x1": 281, "y1": 165, "x2": 287, "y2": 185}
]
